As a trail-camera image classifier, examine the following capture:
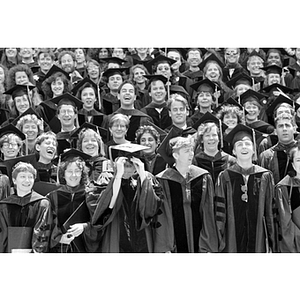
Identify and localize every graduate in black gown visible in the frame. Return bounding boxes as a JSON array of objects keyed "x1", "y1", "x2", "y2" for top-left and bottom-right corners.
[{"x1": 0, "y1": 161, "x2": 52, "y2": 253}]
